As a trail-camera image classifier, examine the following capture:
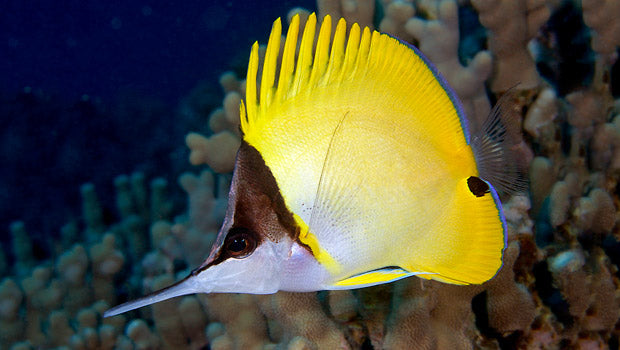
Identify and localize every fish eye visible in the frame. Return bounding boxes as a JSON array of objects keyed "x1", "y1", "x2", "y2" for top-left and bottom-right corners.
[{"x1": 224, "y1": 228, "x2": 257, "y2": 259}]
